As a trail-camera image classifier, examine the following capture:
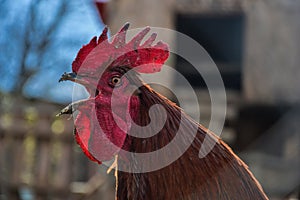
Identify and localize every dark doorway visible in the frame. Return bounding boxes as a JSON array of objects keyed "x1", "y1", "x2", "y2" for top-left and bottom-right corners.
[{"x1": 175, "y1": 13, "x2": 245, "y2": 90}]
